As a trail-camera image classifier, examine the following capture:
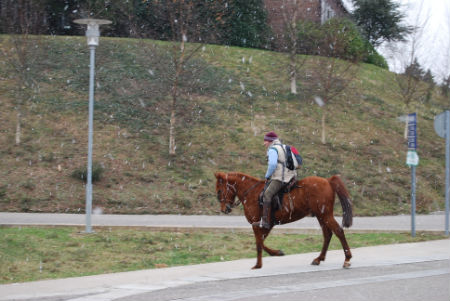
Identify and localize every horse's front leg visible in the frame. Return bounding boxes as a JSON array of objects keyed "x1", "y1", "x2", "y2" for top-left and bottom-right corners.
[
  {"x1": 261, "y1": 228, "x2": 284, "y2": 256},
  {"x1": 252, "y1": 227, "x2": 264, "y2": 269},
  {"x1": 263, "y1": 244, "x2": 285, "y2": 256},
  {"x1": 252, "y1": 226, "x2": 284, "y2": 269}
]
